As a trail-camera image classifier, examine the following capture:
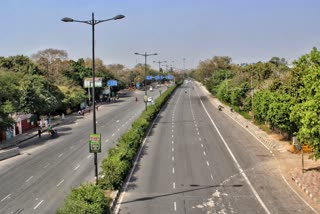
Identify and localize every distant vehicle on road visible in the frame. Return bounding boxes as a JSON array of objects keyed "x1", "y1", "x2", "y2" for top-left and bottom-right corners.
[
  {"x1": 147, "y1": 97, "x2": 153, "y2": 102},
  {"x1": 149, "y1": 87, "x2": 153, "y2": 91}
]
